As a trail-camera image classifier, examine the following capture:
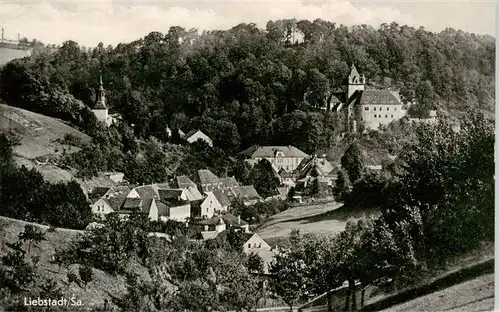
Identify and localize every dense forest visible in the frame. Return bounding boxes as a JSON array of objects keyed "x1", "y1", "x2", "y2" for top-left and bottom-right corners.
[{"x1": 0, "y1": 20, "x2": 495, "y2": 153}]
